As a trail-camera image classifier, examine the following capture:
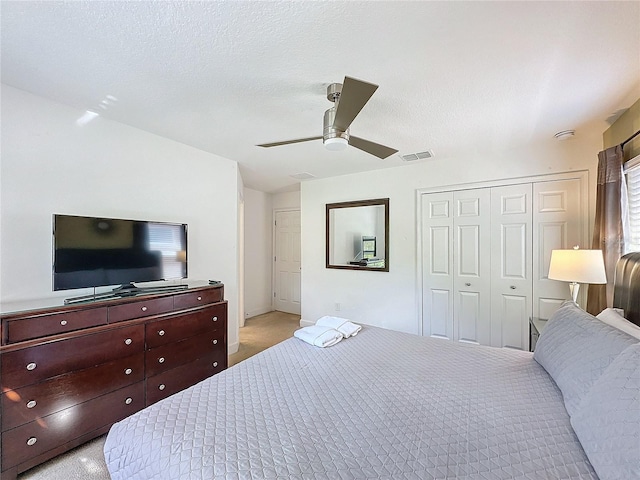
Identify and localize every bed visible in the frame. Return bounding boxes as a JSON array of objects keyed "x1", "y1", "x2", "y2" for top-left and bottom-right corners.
[{"x1": 104, "y1": 253, "x2": 640, "y2": 479}]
